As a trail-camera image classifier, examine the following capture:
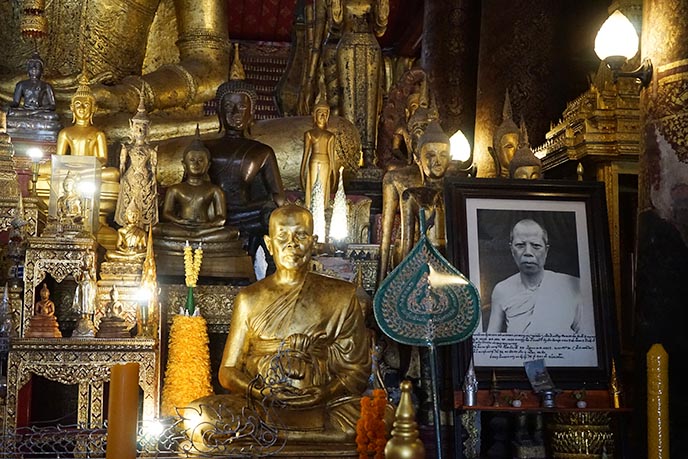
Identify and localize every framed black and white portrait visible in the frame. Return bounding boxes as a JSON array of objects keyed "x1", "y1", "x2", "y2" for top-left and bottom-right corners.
[{"x1": 445, "y1": 178, "x2": 617, "y2": 387}]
